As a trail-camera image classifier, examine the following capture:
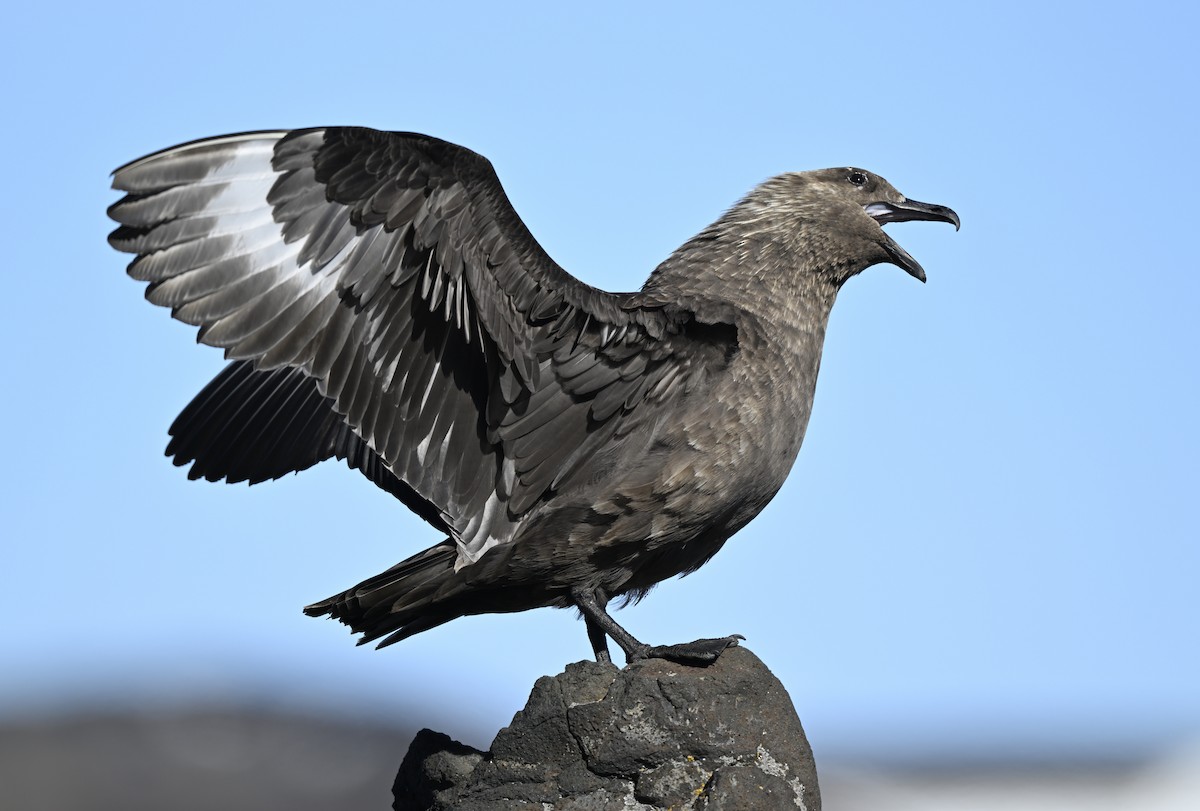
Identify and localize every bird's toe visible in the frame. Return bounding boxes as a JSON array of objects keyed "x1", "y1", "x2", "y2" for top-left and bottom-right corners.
[{"x1": 639, "y1": 635, "x2": 742, "y2": 665}]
